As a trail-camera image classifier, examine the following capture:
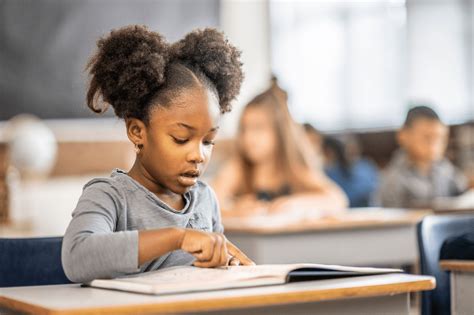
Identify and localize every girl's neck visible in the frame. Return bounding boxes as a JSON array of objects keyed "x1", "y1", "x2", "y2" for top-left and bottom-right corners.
[
  {"x1": 252, "y1": 159, "x2": 285, "y2": 191},
  {"x1": 127, "y1": 158, "x2": 185, "y2": 210}
]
